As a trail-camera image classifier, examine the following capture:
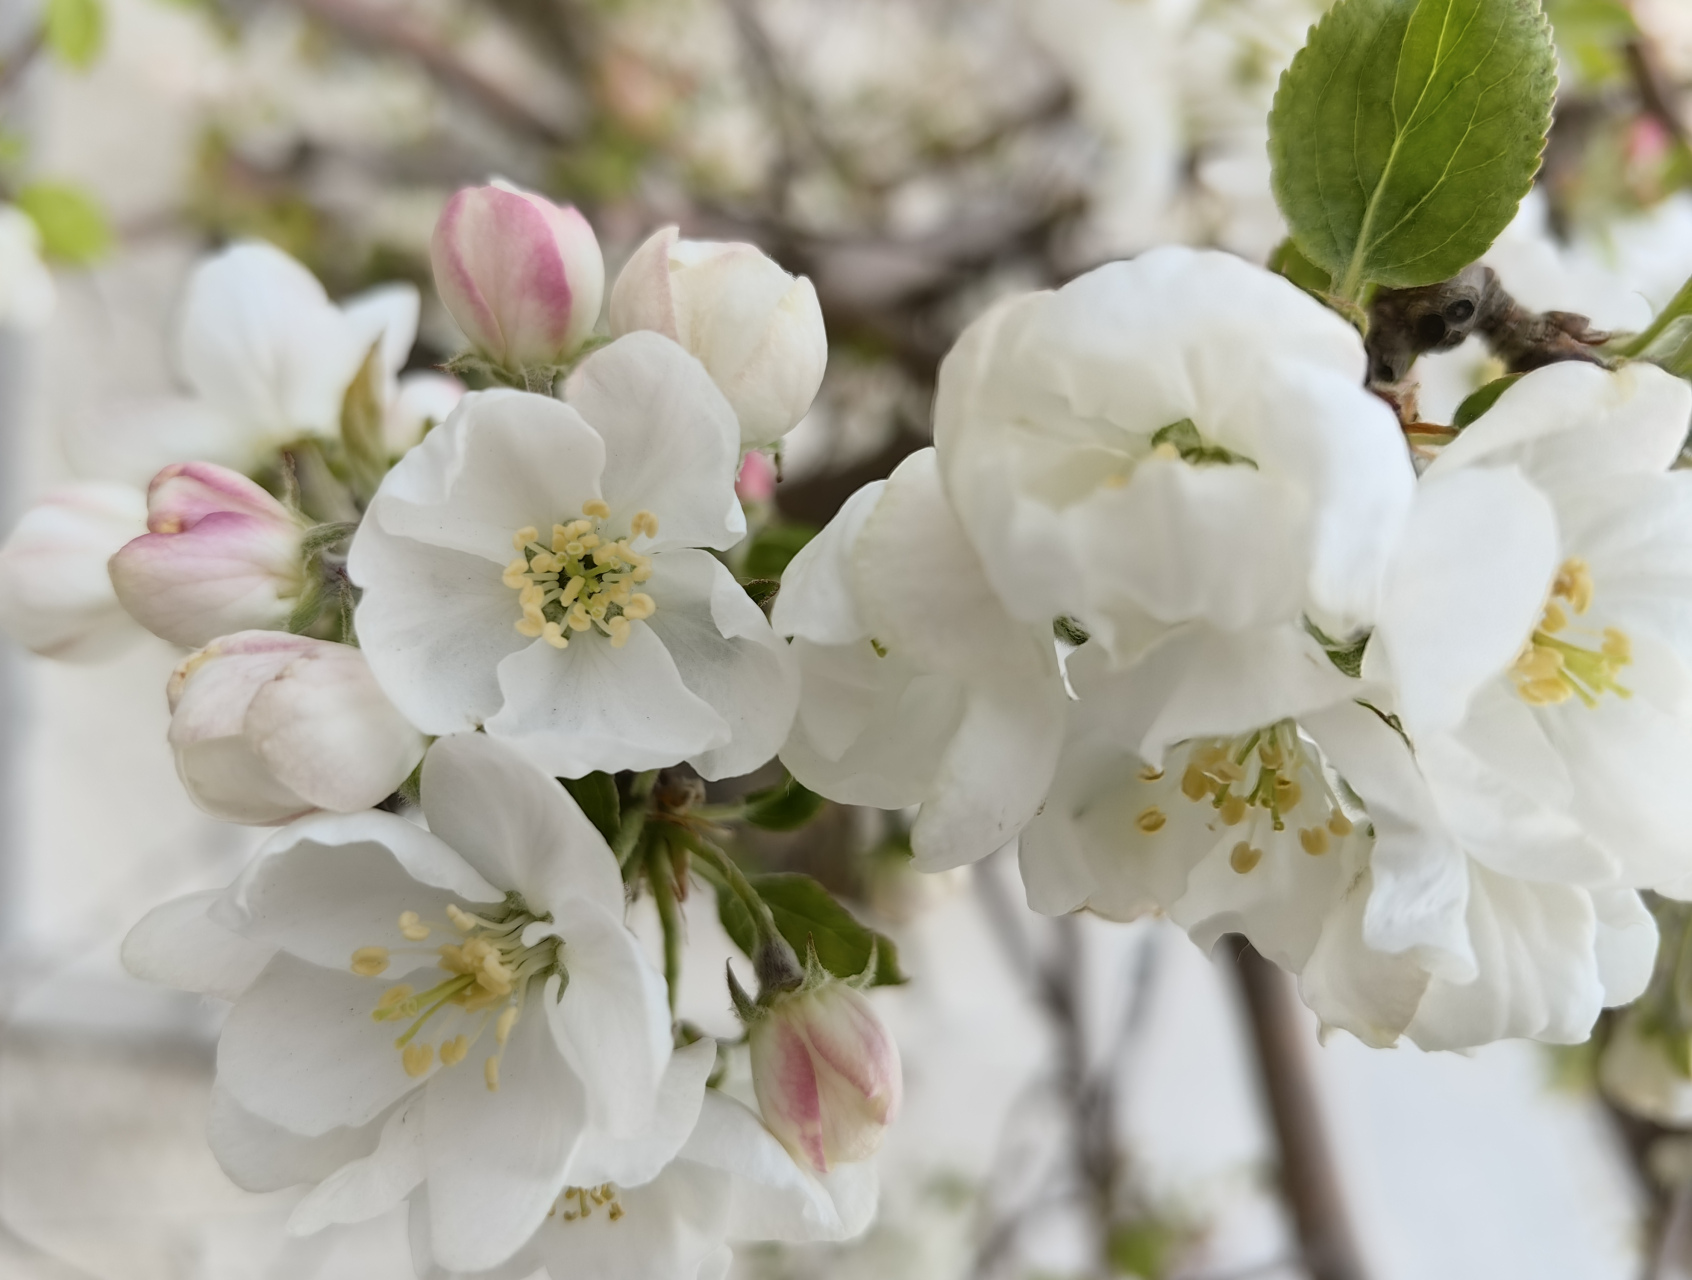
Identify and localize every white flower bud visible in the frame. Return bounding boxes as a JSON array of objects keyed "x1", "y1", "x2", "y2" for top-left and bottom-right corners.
[
  {"x1": 749, "y1": 979, "x2": 901, "y2": 1173},
  {"x1": 610, "y1": 226, "x2": 827, "y2": 449},
  {"x1": 0, "y1": 483, "x2": 148, "y2": 661},
  {"x1": 167, "y1": 632, "x2": 425, "y2": 824}
]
